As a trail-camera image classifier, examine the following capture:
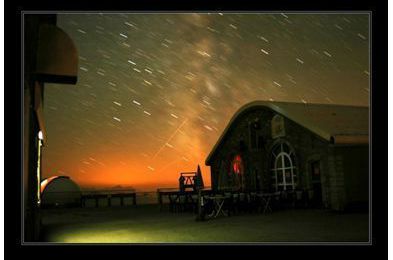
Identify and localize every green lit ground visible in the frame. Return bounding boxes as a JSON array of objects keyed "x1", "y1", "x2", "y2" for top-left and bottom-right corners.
[{"x1": 40, "y1": 205, "x2": 369, "y2": 243}]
